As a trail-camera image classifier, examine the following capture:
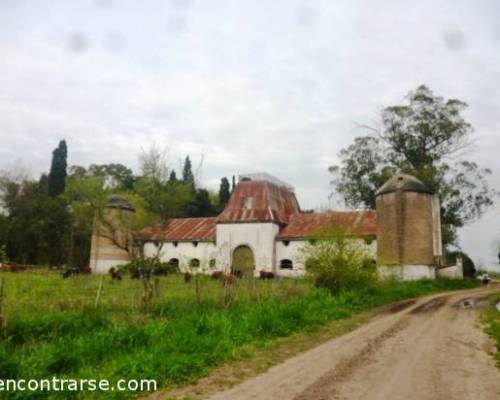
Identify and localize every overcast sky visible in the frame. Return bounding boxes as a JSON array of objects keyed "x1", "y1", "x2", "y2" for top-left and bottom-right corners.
[{"x1": 0, "y1": 0, "x2": 499, "y2": 269}]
